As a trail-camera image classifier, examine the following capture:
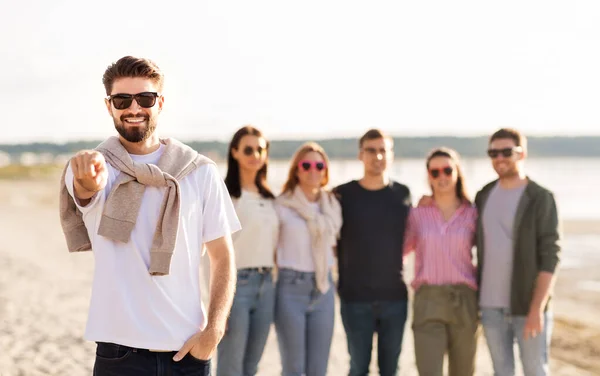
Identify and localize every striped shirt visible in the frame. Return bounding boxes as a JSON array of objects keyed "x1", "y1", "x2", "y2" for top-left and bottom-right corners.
[{"x1": 404, "y1": 203, "x2": 478, "y2": 291}]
